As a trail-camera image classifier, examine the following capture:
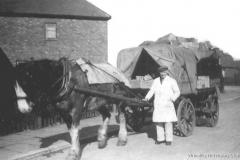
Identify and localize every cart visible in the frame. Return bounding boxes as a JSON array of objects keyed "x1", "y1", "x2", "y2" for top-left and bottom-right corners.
[{"x1": 116, "y1": 43, "x2": 222, "y2": 136}]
